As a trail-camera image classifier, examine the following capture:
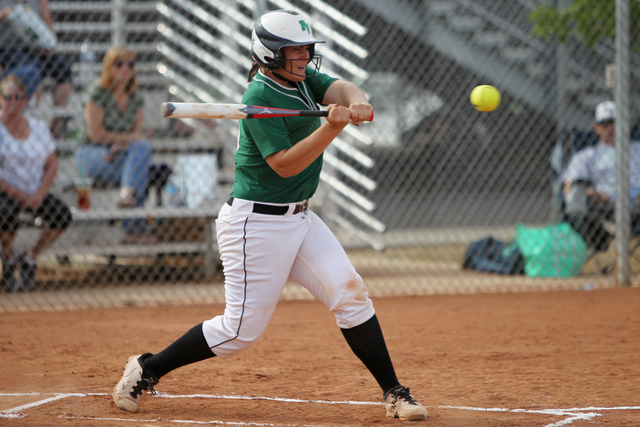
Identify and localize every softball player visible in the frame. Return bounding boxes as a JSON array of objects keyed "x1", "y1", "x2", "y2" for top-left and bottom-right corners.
[{"x1": 113, "y1": 10, "x2": 427, "y2": 421}]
